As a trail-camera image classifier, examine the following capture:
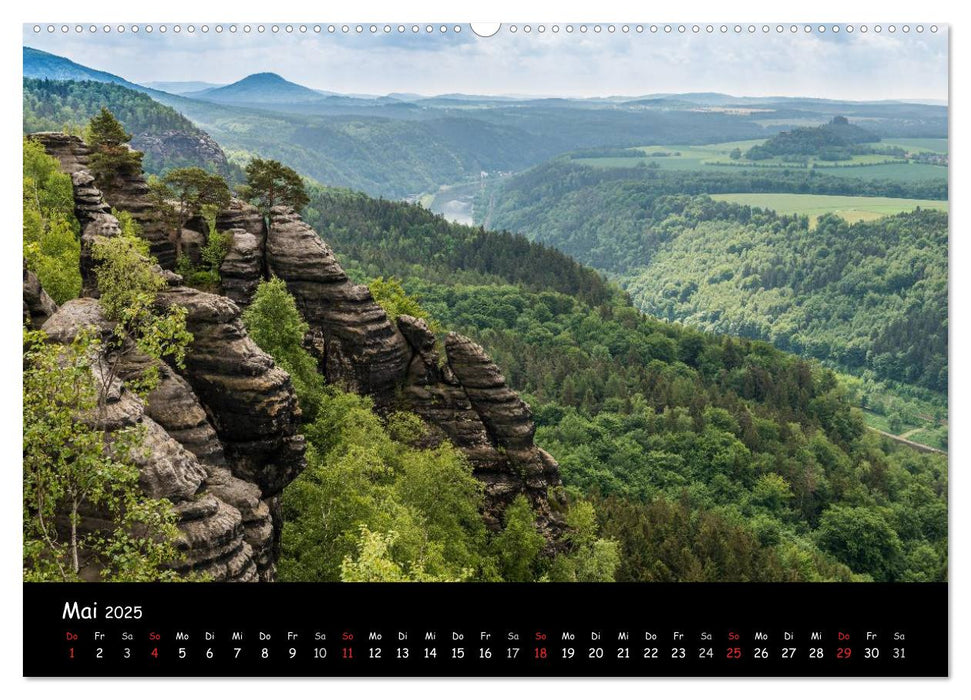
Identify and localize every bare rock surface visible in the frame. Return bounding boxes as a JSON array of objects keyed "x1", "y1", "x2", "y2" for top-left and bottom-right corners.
[
  {"x1": 265, "y1": 206, "x2": 411, "y2": 397},
  {"x1": 155, "y1": 285, "x2": 306, "y2": 499},
  {"x1": 23, "y1": 263, "x2": 57, "y2": 329},
  {"x1": 38, "y1": 299, "x2": 259, "y2": 581}
]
